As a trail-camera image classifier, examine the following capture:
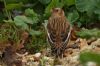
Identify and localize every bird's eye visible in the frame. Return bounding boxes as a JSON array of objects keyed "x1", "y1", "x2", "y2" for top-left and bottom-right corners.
[{"x1": 55, "y1": 9, "x2": 59, "y2": 12}]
